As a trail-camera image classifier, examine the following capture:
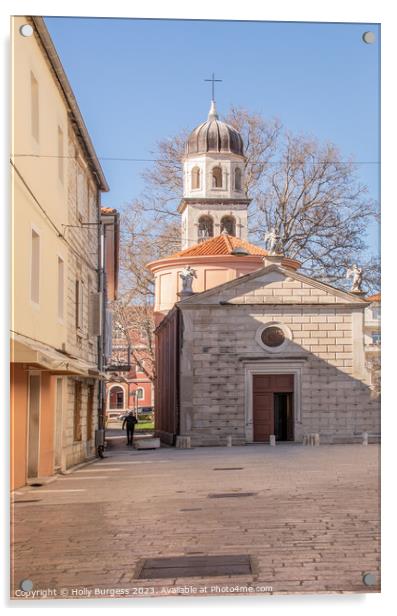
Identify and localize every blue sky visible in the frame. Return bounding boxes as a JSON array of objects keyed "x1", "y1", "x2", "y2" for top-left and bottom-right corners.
[{"x1": 45, "y1": 17, "x2": 380, "y2": 254}]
